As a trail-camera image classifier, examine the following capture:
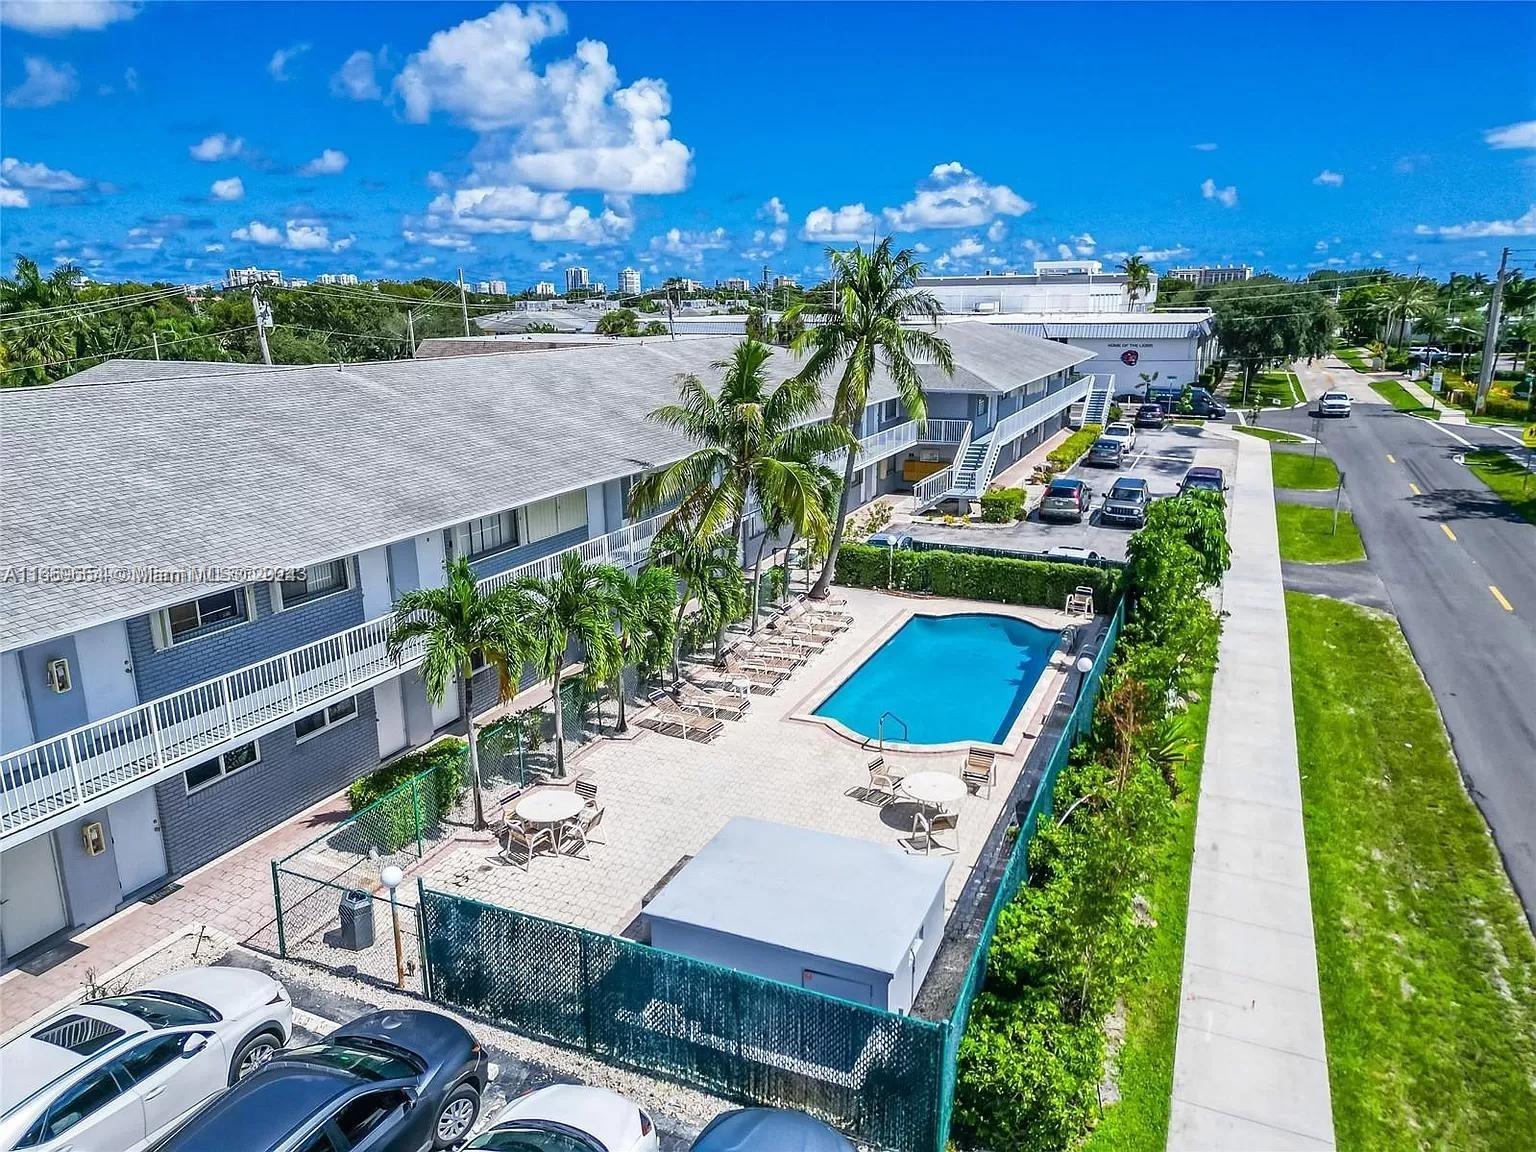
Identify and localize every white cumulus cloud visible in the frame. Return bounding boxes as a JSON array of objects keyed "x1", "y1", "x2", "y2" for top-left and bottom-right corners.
[
  {"x1": 743, "y1": 197, "x2": 790, "y2": 259},
  {"x1": 1103, "y1": 244, "x2": 1193, "y2": 263},
  {"x1": 0, "y1": 186, "x2": 30, "y2": 208},
  {"x1": 403, "y1": 229, "x2": 475, "y2": 250},
  {"x1": 949, "y1": 236, "x2": 985, "y2": 260},
  {"x1": 4, "y1": 57, "x2": 78, "y2": 108},
  {"x1": 210, "y1": 176, "x2": 244, "y2": 201},
  {"x1": 232, "y1": 218, "x2": 355, "y2": 251},
  {"x1": 0, "y1": 1, "x2": 138, "y2": 33},
  {"x1": 299, "y1": 148, "x2": 348, "y2": 176},
  {"x1": 332, "y1": 49, "x2": 383, "y2": 100},
  {"x1": 1201, "y1": 178, "x2": 1238, "y2": 208},
  {"x1": 1484, "y1": 120, "x2": 1536, "y2": 150},
  {"x1": 1, "y1": 157, "x2": 88, "y2": 190},
  {"x1": 647, "y1": 226, "x2": 729, "y2": 265},
  {"x1": 1313, "y1": 170, "x2": 1344, "y2": 187},
  {"x1": 1071, "y1": 232, "x2": 1096, "y2": 256},
  {"x1": 882, "y1": 162, "x2": 1032, "y2": 230},
  {"x1": 268, "y1": 43, "x2": 310, "y2": 81},
  {"x1": 190, "y1": 133, "x2": 244, "y2": 162},
  {"x1": 1413, "y1": 204, "x2": 1536, "y2": 239},
  {"x1": 802, "y1": 203, "x2": 878, "y2": 243},
  {"x1": 1191, "y1": 142, "x2": 1218, "y2": 152}
]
